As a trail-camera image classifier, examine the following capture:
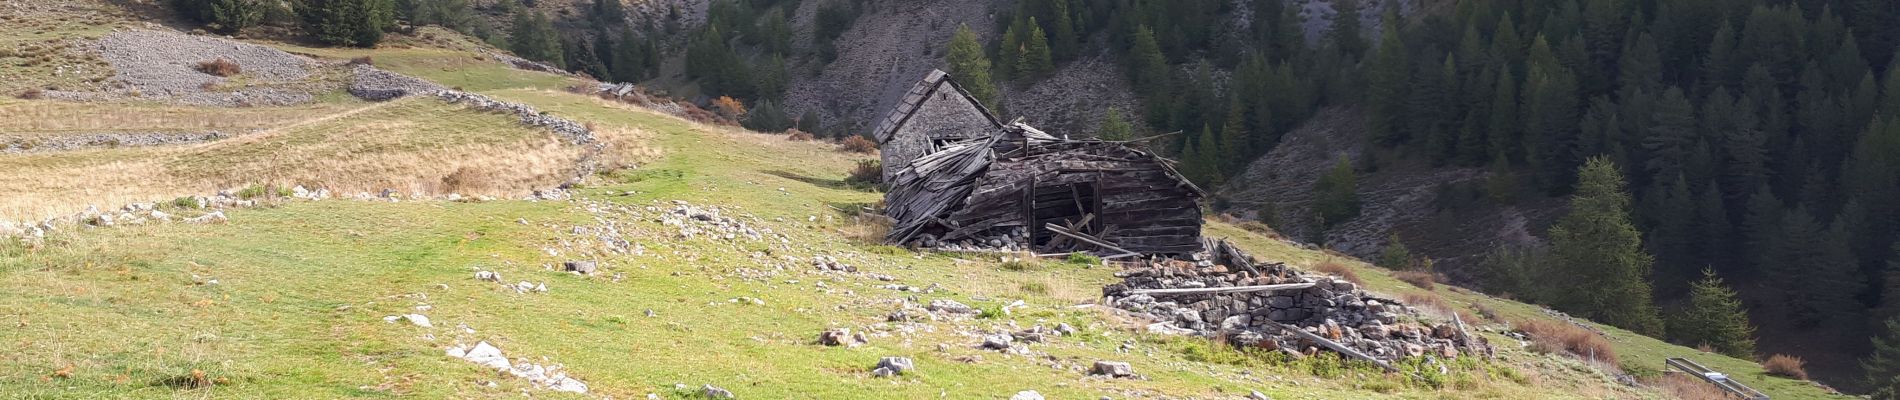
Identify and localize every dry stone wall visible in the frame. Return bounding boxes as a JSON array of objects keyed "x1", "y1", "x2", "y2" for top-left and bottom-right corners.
[{"x1": 1103, "y1": 242, "x2": 1485, "y2": 361}]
